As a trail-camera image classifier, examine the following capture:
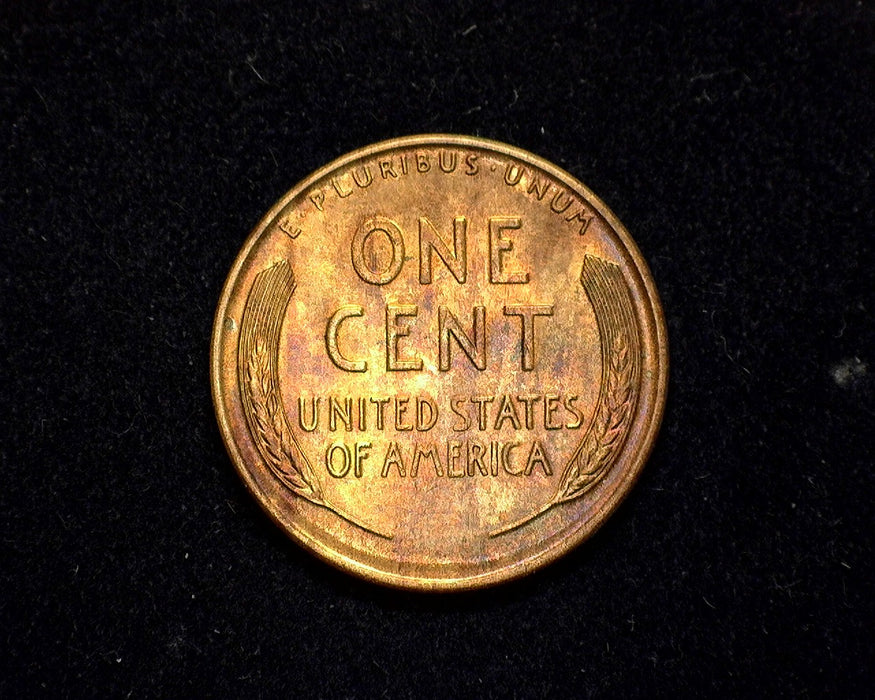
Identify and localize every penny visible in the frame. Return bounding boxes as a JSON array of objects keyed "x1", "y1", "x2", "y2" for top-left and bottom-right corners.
[{"x1": 211, "y1": 135, "x2": 668, "y2": 590}]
